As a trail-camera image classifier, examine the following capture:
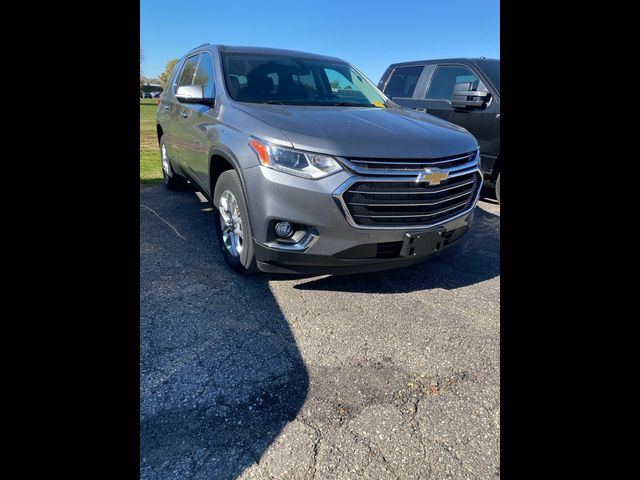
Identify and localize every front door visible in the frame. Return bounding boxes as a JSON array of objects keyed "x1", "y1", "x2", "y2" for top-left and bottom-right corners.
[{"x1": 415, "y1": 64, "x2": 500, "y2": 171}]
